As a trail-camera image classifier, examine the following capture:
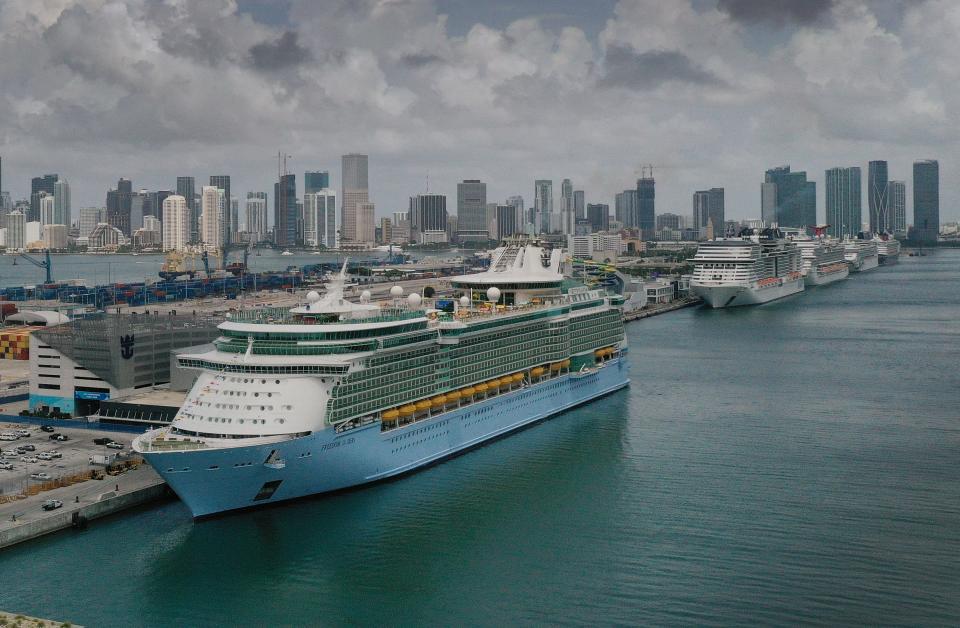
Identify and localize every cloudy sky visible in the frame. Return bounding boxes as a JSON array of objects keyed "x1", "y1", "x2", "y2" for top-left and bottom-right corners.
[{"x1": 0, "y1": 0, "x2": 956, "y2": 224}]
